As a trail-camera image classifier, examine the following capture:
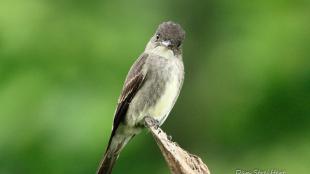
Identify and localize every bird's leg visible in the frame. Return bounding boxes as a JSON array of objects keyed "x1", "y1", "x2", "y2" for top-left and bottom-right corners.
[{"x1": 144, "y1": 116, "x2": 160, "y2": 129}]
